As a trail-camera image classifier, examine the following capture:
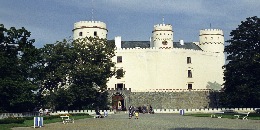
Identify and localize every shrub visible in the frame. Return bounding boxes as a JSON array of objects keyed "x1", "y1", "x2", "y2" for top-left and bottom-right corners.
[
  {"x1": 255, "y1": 109, "x2": 260, "y2": 114},
  {"x1": 69, "y1": 113, "x2": 89, "y2": 116},
  {"x1": 0, "y1": 117, "x2": 25, "y2": 124},
  {"x1": 44, "y1": 115, "x2": 60, "y2": 120}
]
